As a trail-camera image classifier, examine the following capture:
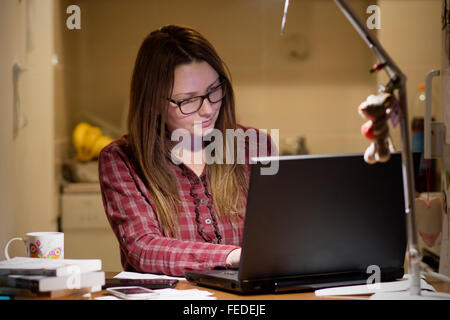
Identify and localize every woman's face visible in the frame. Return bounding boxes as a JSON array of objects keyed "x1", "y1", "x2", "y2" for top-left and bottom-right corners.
[{"x1": 167, "y1": 61, "x2": 222, "y2": 138}]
